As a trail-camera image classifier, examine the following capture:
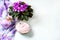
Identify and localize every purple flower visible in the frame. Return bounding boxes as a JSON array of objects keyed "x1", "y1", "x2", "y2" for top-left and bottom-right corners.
[{"x1": 13, "y1": 2, "x2": 28, "y2": 12}]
